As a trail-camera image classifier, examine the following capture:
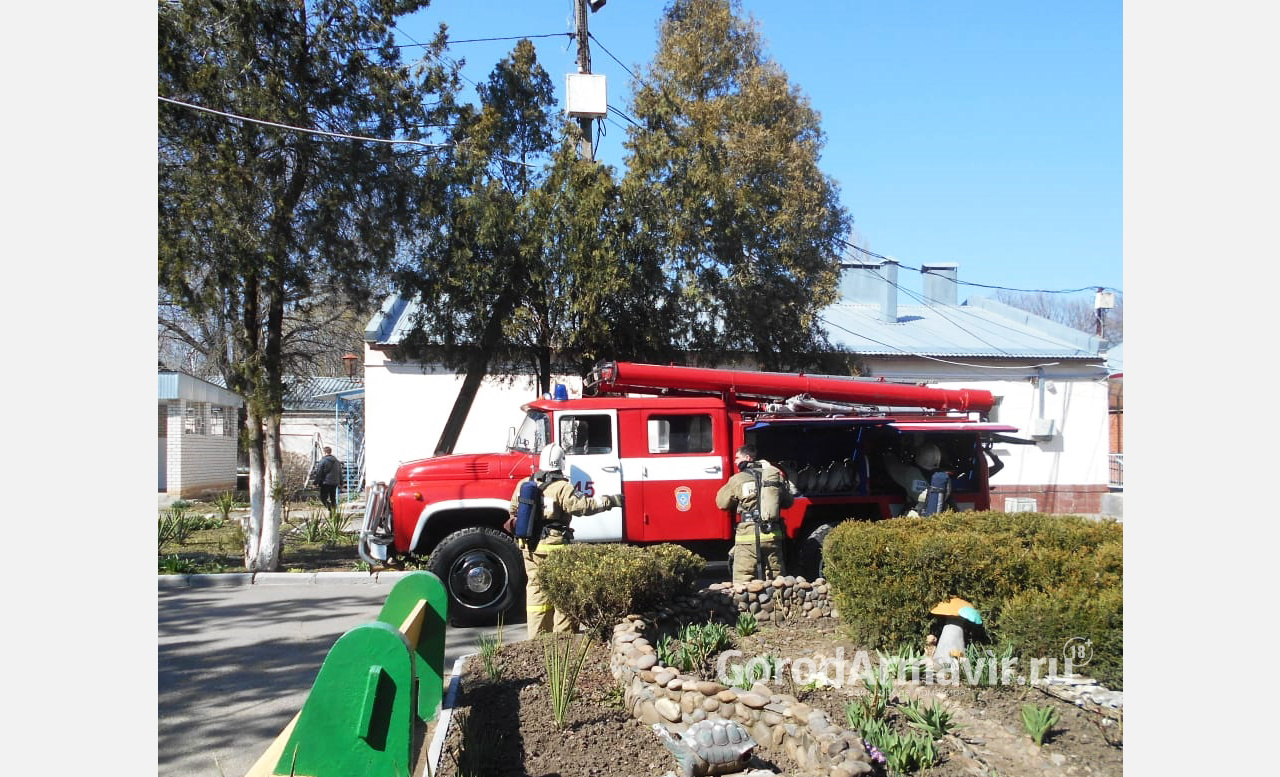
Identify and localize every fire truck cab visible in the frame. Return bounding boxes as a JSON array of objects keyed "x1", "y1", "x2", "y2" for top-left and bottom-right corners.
[{"x1": 359, "y1": 361, "x2": 1018, "y2": 624}]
